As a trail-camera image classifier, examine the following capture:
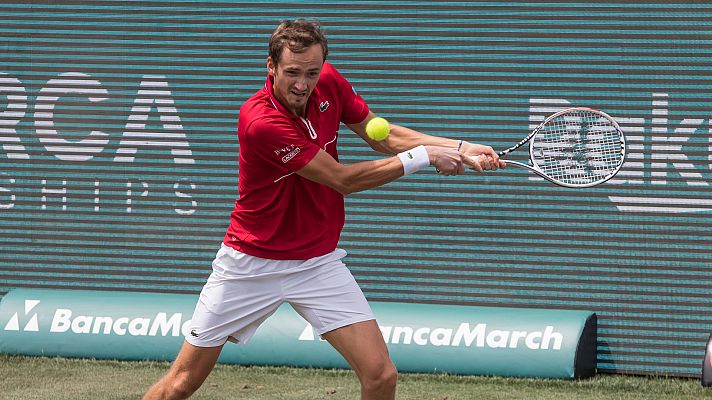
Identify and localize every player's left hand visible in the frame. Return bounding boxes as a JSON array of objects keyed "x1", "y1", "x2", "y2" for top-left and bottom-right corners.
[{"x1": 460, "y1": 142, "x2": 507, "y2": 171}]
